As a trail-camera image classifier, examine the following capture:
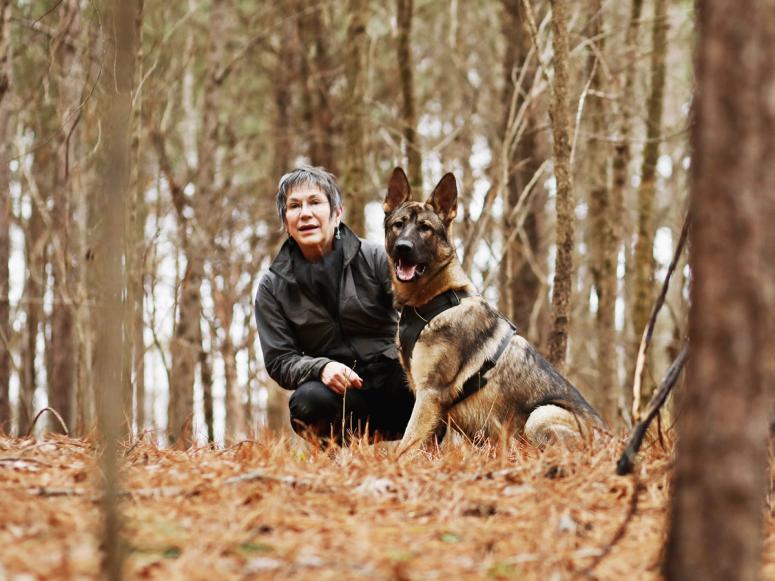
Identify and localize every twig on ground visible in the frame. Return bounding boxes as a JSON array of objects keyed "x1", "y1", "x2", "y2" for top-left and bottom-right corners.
[
  {"x1": 26, "y1": 407, "x2": 69, "y2": 437},
  {"x1": 631, "y1": 213, "x2": 690, "y2": 421},
  {"x1": 123, "y1": 438, "x2": 144, "y2": 458},
  {"x1": 26, "y1": 486, "x2": 91, "y2": 498},
  {"x1": 617, "y1": 343, "x2": 689, "y2": 475}
]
